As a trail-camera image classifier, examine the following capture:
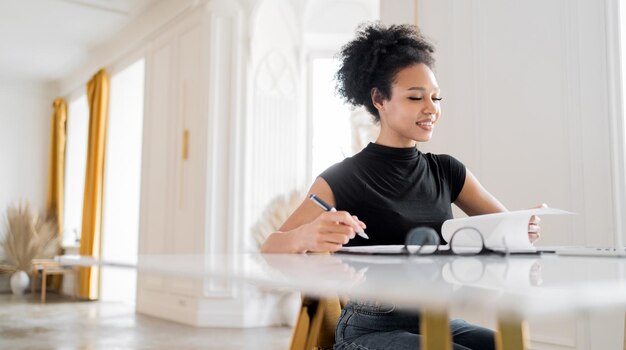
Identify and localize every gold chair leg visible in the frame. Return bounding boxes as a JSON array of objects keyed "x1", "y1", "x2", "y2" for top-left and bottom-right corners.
[
  {"x1": 420, "y1": 309, "x2": 452, "y2": 350},
  {"x1": 290, "y1": 296, "x2": 342, "y2": 350},
  {"x1": 290, "y1": 301, "x2": 312, "y2": 350},
  {"x1": 496, "y1": 316, "x2": 528, "y2": 350}
]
